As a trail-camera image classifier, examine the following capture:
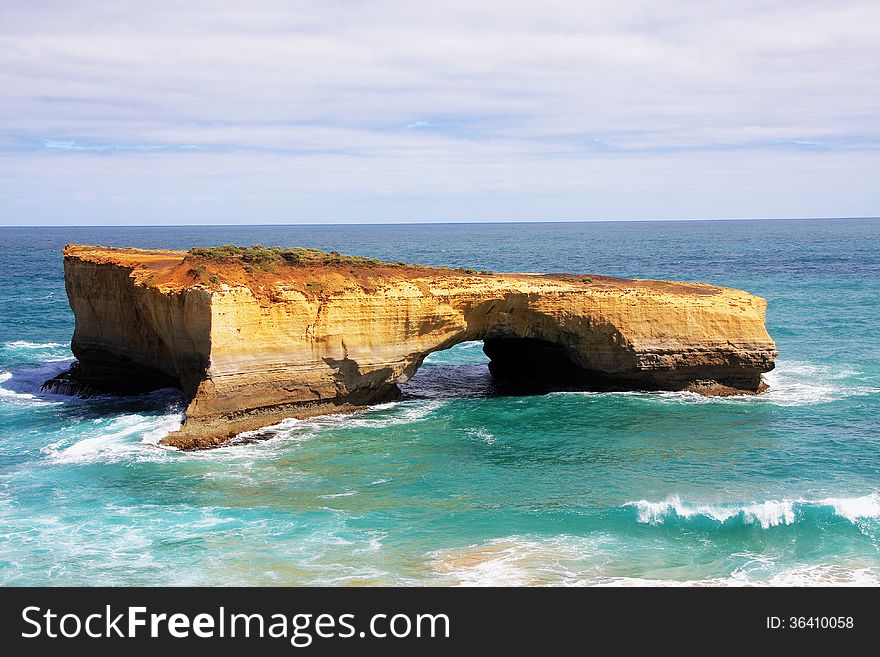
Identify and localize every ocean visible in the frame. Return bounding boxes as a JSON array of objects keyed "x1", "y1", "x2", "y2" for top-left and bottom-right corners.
[{"x1": 0, "y1": 218, "x2": 878, "y2": 586}]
